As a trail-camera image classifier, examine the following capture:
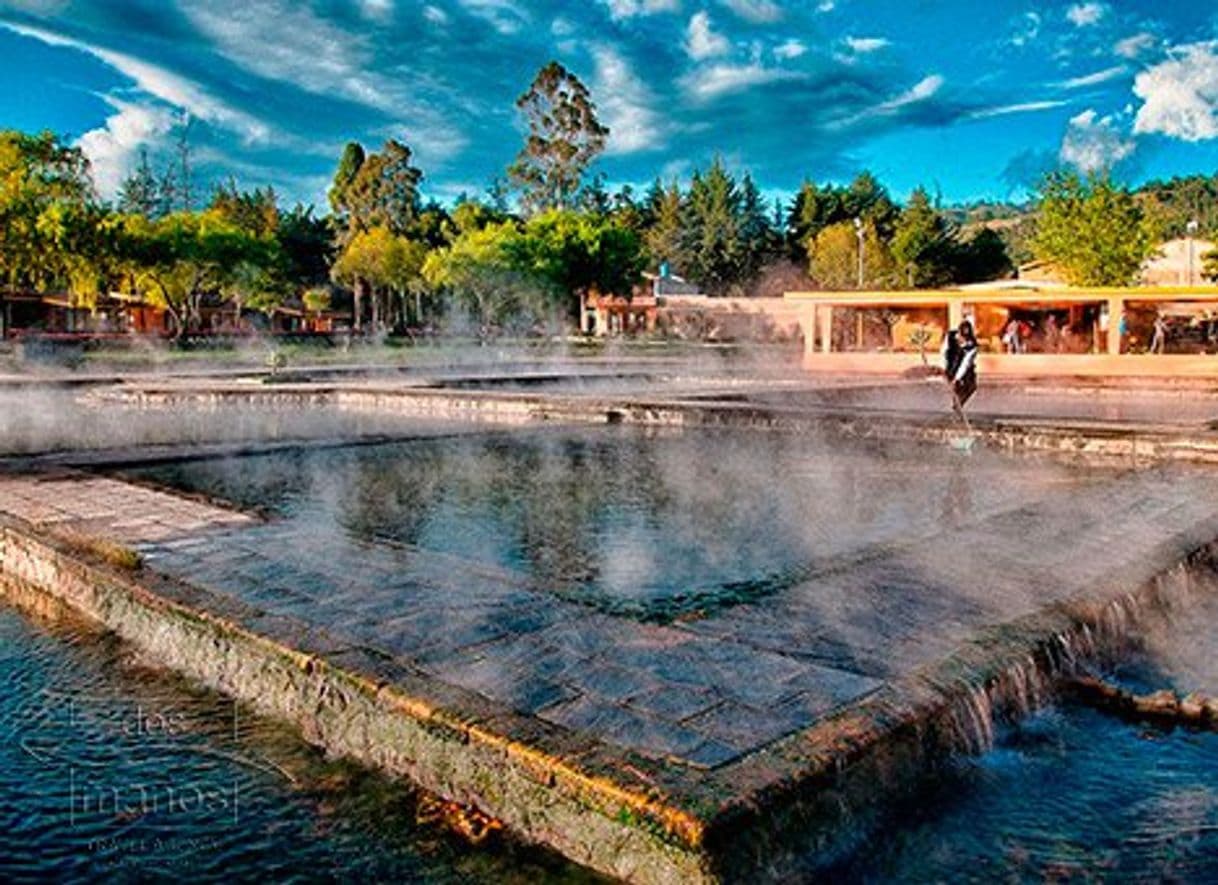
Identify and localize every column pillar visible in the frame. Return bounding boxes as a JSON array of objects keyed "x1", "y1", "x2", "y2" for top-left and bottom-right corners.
[
  {"x1": 1107, "y1": 296, "x2": 1123, "y2": 355},
  {"x1": 818, "y1": 306, "x2": 833, "y2": 354},
  {"x1": 947, "y1": 298, "x2": 964, "y2": 330}
]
